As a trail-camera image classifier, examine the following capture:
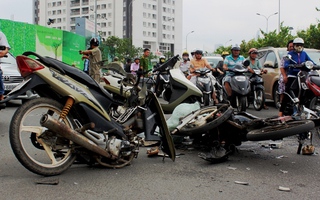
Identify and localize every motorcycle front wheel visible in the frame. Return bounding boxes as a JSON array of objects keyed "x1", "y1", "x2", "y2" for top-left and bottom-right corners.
[
  {"x1": 237, "y1": 96, "x2": 247, "y2": 112},
  {"x1": 246, "y1": 120, "x2": 314, "y2": 141},
  {"x1": 203, "y1": 93, "x2": 210, "y2": 106},
  {"x1": 10, "y1": 97, "x2": 77, "y2": 176},
  {"x1": 178, "y1": 105, "x2": 233, "y2": 135},
  {"x1": 253, "y1": 89, "x2": 265, "y2": 111}
]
